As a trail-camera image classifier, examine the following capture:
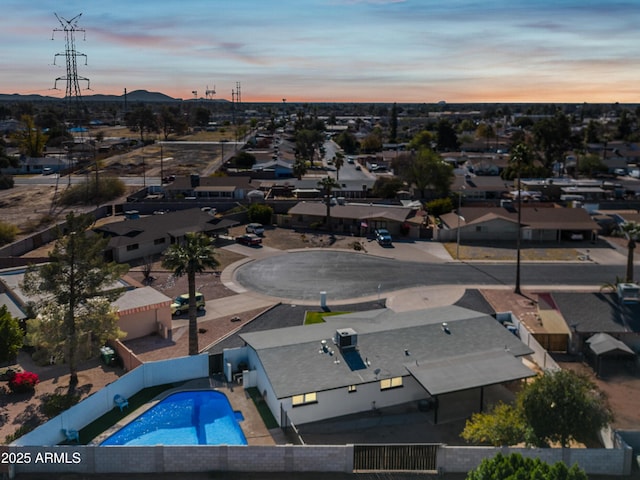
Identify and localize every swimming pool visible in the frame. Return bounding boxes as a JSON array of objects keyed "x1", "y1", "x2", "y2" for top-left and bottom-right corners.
[{"x1": 101, "y1": 390, "x2": 247, "y2": 446}]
